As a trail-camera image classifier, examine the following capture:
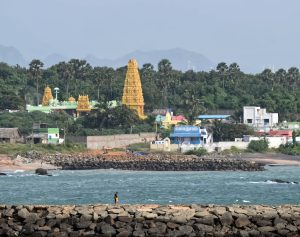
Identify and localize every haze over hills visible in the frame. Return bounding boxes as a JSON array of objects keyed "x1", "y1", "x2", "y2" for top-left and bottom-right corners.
[
  {"x1": 0, "y1": 45, "x2": 27, "y2": 67},
  {"x1": 0, "y1": 45, "x2": 215, "y2": 71}
]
